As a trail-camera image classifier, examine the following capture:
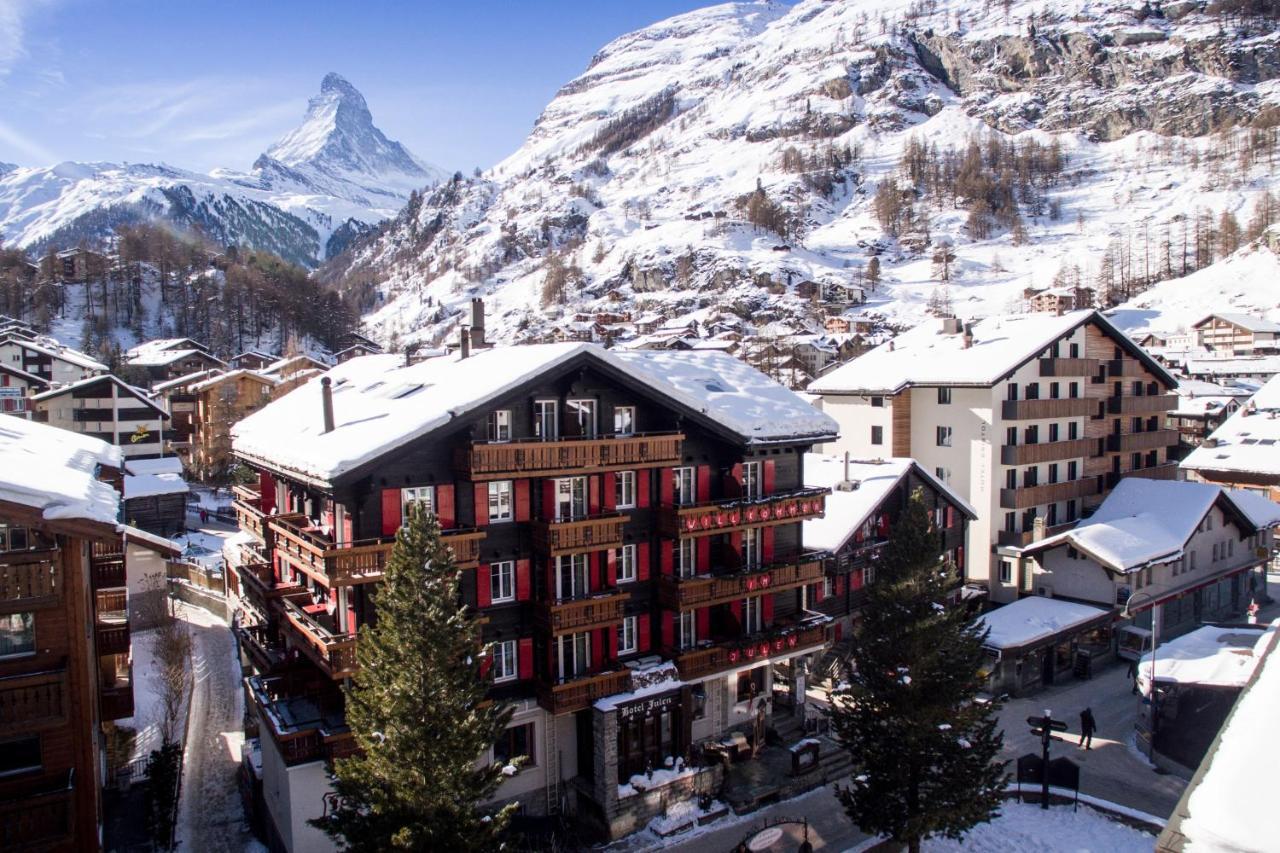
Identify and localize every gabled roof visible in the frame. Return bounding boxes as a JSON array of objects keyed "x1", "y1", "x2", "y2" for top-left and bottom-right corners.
[
  {"x1": 151, "y1": 369, "x2": 219, "y2": 394},
  {"x1": 1024, "y1": 478, "x2": 1280, "y2": 572},
  {"x1": 32, "y1": 374, "x2": 170, "y2": 418},
  {"x1": 126, "y1": 347, "x2": 225, "y2": 368},
  {"x1": 233, "y1": 343, "x2": 838, "y2": 486},
  {"x1": 1193, "y1": 313, "x2": 1280, "y2": 334},
  {"x1": 125, "y1": 337, "x2": 211, "y2": 360},
  {"x1": 4, "y1": 338, "x2": 108, "y2": 372},
  {"x1": 975, "y1": 597, "x2": 1112, "y2": 652},
  {"x1": 0, "y1": 415, "x2": 121, "y2": 527},
  {"x1": 0, "y1": 361, "x2": 49, "y2": 388},
  {"x1": 1183, "y1": 374, "x2": 1280, "y2": 477},
  {"x1": 188, "y1": 368, "x2": 277, "y2": 394},
  {"x1": 801, "y1": 454, "x2": 975, "y2": 553},
  {"x1": 810, "y1": 310, "x2": 1176, "y2": 395}
]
